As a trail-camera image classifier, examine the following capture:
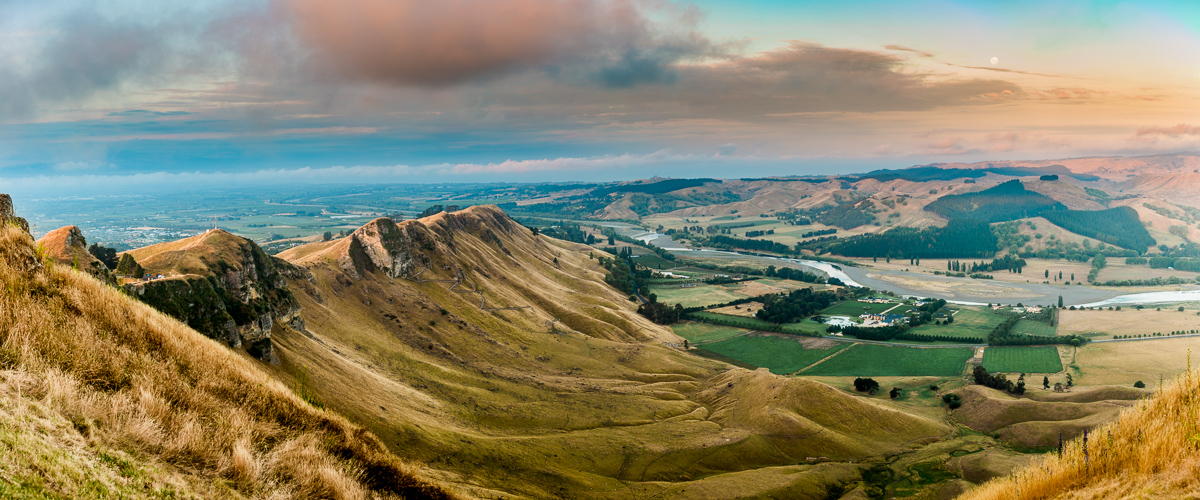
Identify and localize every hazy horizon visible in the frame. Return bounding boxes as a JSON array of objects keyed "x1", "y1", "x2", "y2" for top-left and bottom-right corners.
[{"x1": 3, "y1": 1, "x2": 1200, "y2": 188}]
